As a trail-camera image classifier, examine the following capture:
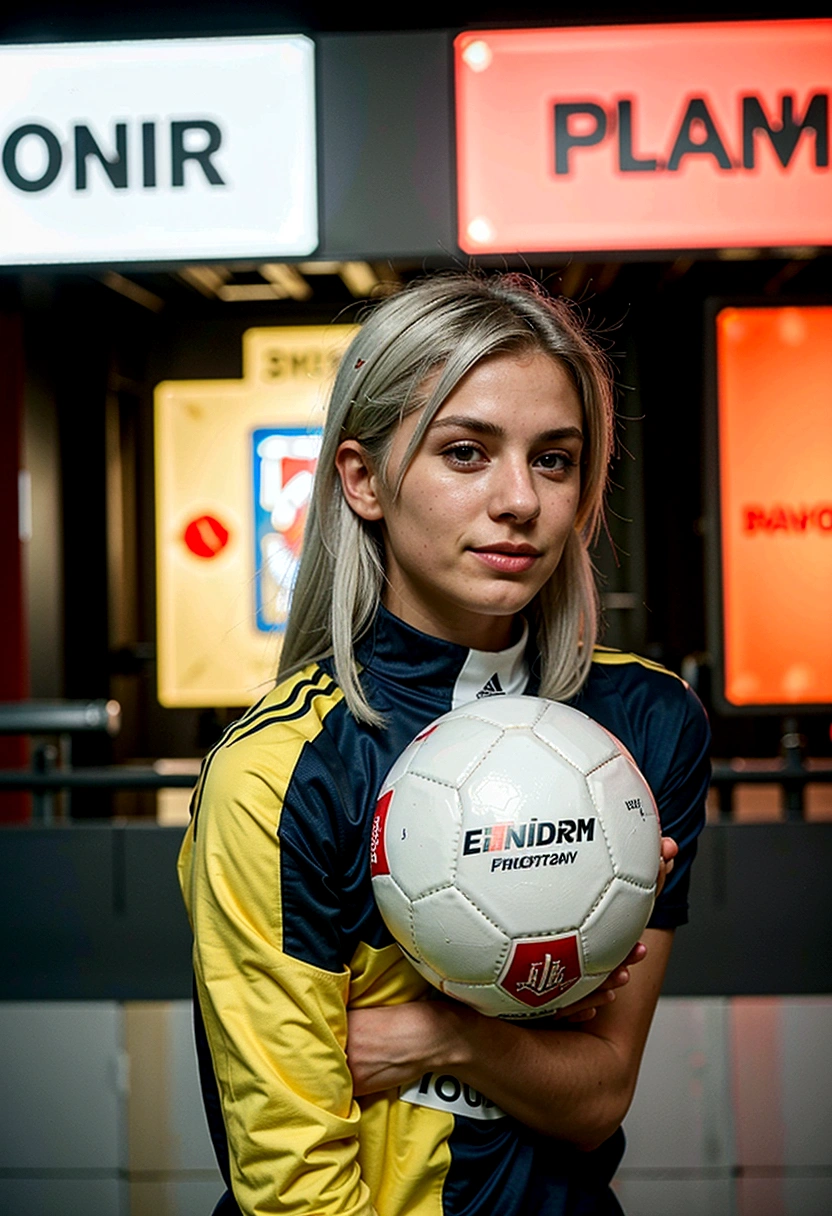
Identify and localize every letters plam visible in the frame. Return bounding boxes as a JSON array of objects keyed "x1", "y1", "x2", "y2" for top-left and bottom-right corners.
[
  {"x1": 455, "y1": 20, "x2": 832, "y2": 253},
  {"x1": 716, "y1": 306, "x2": 832, "y2": 707}
]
